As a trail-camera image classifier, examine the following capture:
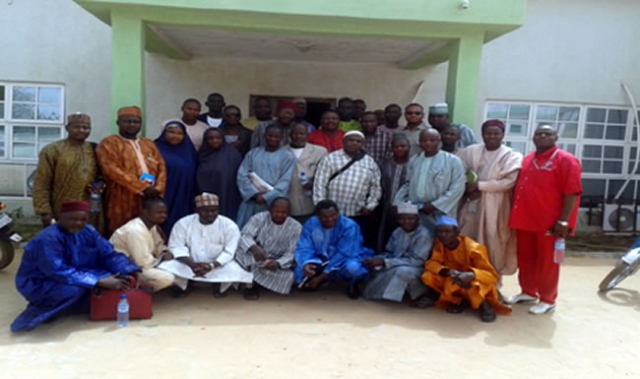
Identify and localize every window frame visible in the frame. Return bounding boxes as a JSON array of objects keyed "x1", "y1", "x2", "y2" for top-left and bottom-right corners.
[{"x1": 0, "y1": 82, "x2": 65, "y2": 163}]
